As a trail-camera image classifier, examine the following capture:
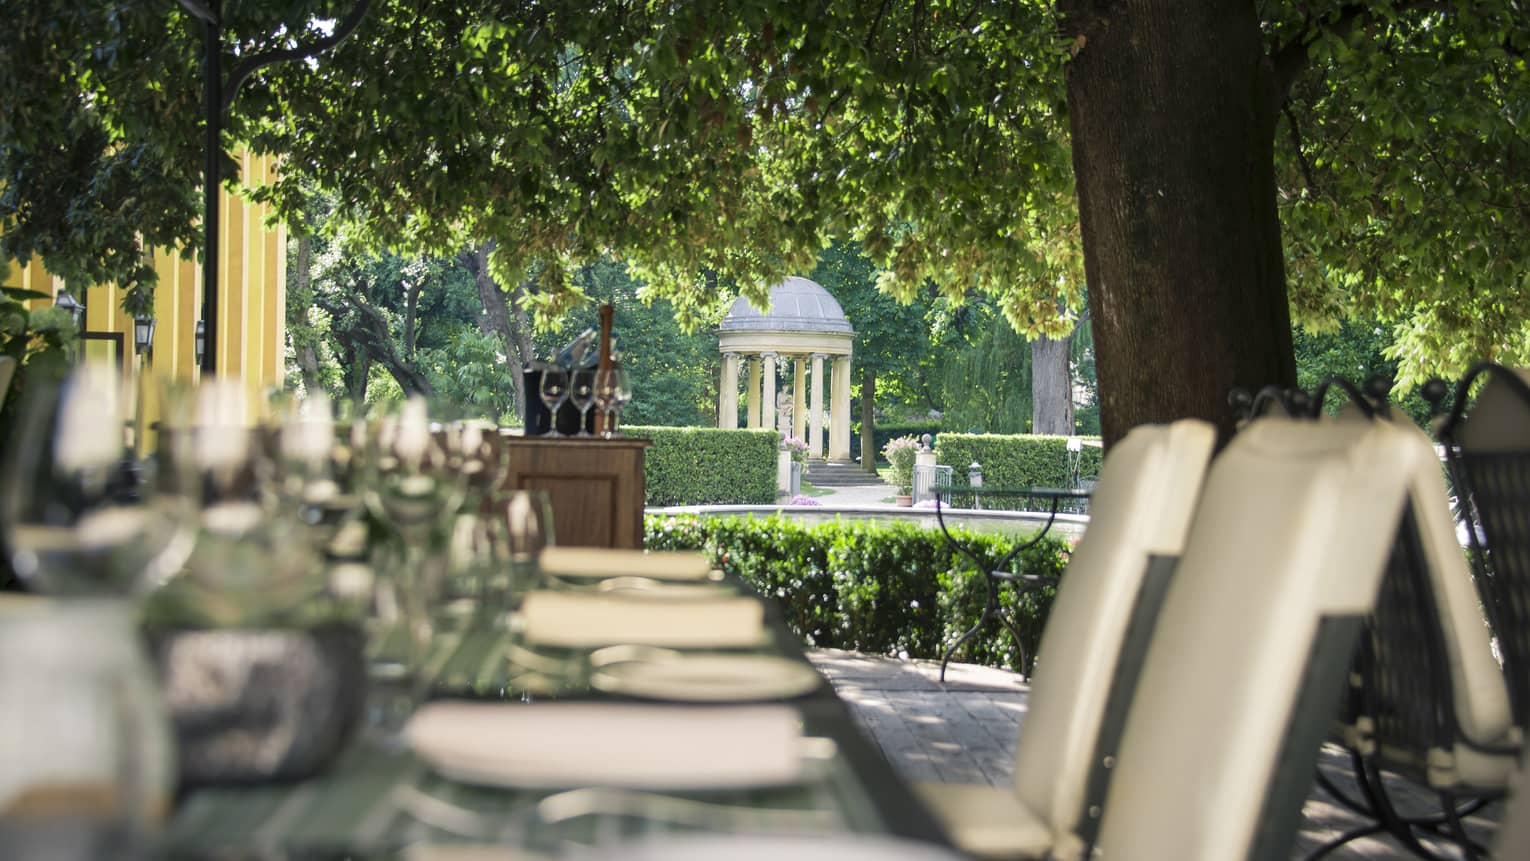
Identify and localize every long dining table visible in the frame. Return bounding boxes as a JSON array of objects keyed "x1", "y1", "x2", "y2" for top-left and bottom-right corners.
[{"x1": 163, "y1": 558, "x2": 953, "y2": 858}]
